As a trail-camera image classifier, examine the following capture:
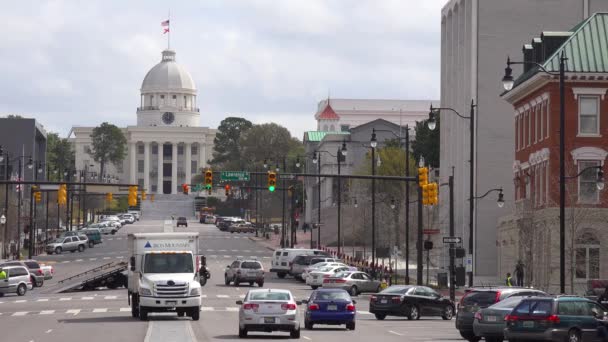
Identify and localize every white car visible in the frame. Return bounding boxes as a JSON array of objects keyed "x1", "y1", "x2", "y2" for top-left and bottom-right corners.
[
  {"x1": 119, "y1": 213, "x2": 135, "y2": 224},
  {"x1": 306, "y1": 266, "x2": 351, "y2": 289},
  {"x1": 301, "y1": 262, "x2": 347, "y2": 282},
  {"x1": 236, "y1": 289, "x2": 301, "y2": 338},
  {"x1": 100, "y1": 216, "x2": 122, "y2": 228}
]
